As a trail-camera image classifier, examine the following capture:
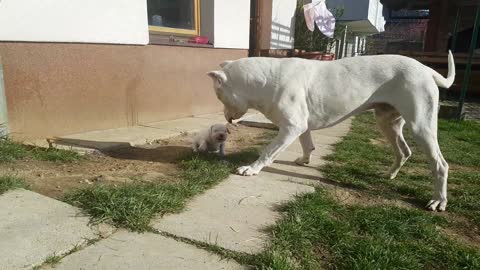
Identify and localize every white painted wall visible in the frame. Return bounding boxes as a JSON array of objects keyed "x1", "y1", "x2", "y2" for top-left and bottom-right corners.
[
  {"x1": 213, "y1": 0, "x2": 250, "y2": 49},
  {"x1": 0, "y1": 0, "x2": 149, "y2": 45},
  {"x1": 270, "y1": 0, "x2": 297, "y2": 49},
  {"x1": 368, "y1": 0, "x2": 386, "y2": 32}
]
